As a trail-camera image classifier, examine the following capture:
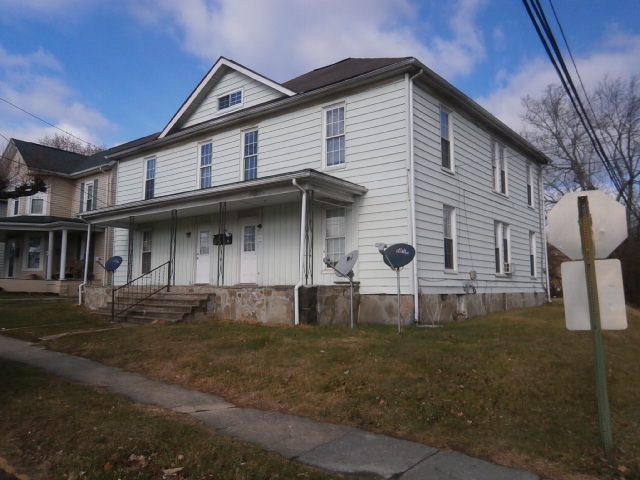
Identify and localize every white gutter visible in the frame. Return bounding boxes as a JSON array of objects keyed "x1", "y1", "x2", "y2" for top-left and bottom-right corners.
[
  {"x1": 292, "y1": 179, "x2": 307, "y2": 326},
  {"x1": 78, "y1": 223, "x2": 92, "y2": 305},
  {"x1": 538, "y1": 166, "x2": 551, "y2": 301},
  {"x1": 407, "y1": 70, "x2": 423, "y2": 323}
]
